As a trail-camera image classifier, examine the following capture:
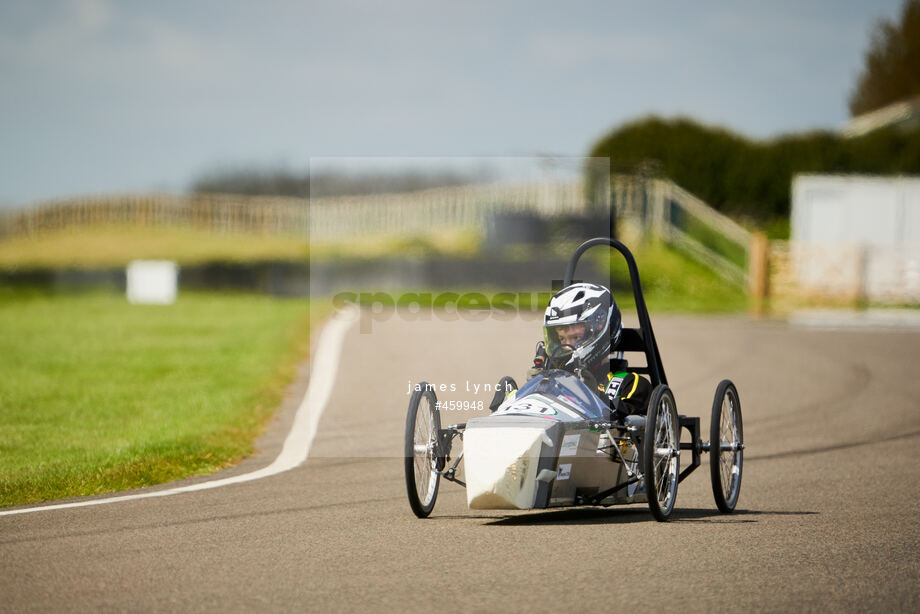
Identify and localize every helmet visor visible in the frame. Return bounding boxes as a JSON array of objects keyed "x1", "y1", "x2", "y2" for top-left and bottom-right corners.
[{"x1": 543, "y1": 322, "x2": 591, "y2": 356}]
